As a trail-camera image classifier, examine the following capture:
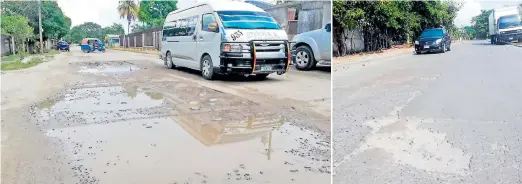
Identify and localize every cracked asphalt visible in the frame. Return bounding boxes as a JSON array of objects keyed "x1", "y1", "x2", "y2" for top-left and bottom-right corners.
[{"x1": 333, "y1": 41, "x2": 522, "y2": 184}]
